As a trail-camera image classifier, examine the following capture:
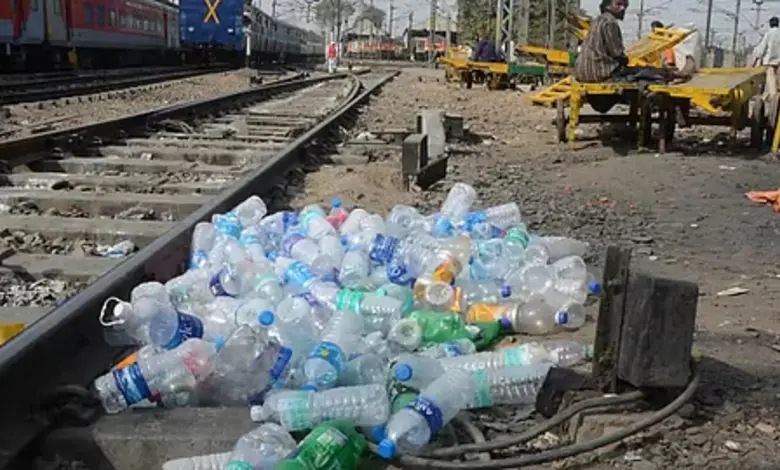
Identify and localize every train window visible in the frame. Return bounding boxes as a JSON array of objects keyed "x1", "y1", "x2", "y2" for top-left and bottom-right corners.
[
  {"x1": 108, "y1": 9, "x2": 116, "y2": 27},
  {"x1": 84, "y1": 3, "x2": 93, "y2": 24},
  {"x1": 96, "y1": 6, "x2": 105, "y2": 26},
  {"x1": 133, "y1": 15, "x2": 141, "y2": 29}
]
